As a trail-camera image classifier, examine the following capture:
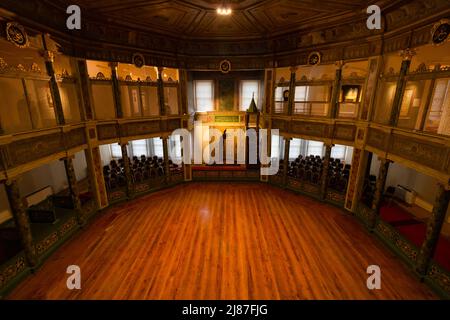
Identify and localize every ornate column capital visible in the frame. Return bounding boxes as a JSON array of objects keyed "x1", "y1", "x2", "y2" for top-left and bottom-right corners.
[
  {"x1": 42, "y1": 50, "x2": 55, "y2": 63},
  {"x1": 399, "y1": 48, "x2": 416, "y2": 61},
  {"x1": 335, "y1": 60, "x2": 345, "y2": 69},
  {"x1": 289, "y1": 66, "x2": 298, "y2": 73}
]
